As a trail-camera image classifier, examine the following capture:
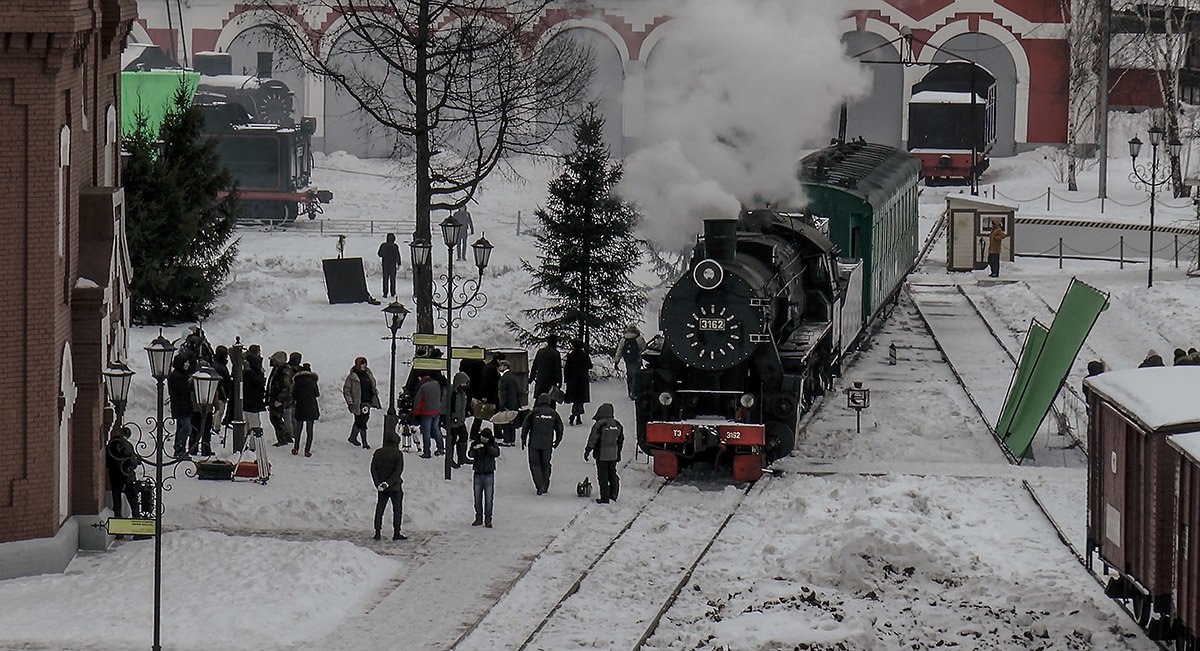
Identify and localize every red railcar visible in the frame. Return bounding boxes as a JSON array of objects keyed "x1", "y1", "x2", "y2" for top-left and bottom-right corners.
[{"x1": 1085, "y1": 366, "x2": 1200, "y2": 639}]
